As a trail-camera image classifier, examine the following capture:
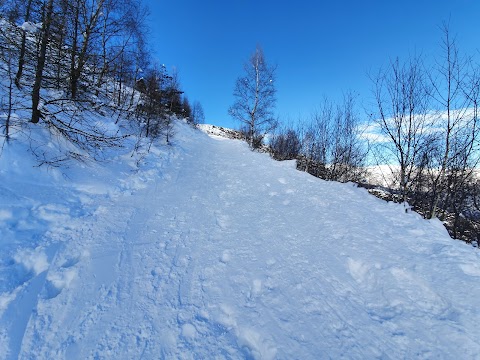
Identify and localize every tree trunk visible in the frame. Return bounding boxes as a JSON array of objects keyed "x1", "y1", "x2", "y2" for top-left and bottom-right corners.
[
  {"x1": 31, "y1": 0, "x2": 54, "y2": 124},
  {"x1": 15, "y1": 0, "x2": 34, "y2": 88},
  {"x1": 70, "y1": 0, "x2": 105, "y2": 99}
]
